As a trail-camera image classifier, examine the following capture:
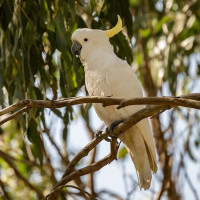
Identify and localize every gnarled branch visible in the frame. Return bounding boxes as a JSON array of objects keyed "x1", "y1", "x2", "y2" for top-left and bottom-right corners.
[{"x1": 1, "y1": 93, "x2": 200, "y2": 126}]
